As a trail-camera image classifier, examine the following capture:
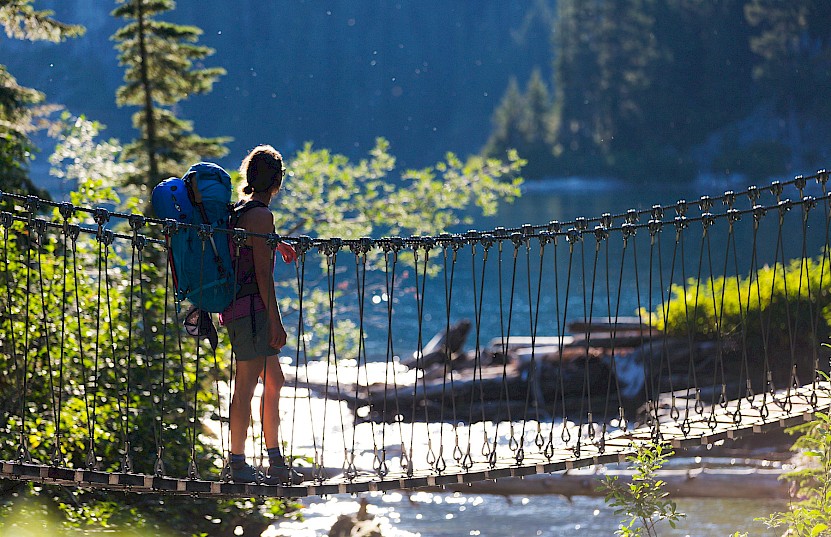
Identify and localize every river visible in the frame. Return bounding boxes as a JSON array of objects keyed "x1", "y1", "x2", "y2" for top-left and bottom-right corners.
[{"x1": 268, "y1": 493, "x2": 785, "y2": 536}]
